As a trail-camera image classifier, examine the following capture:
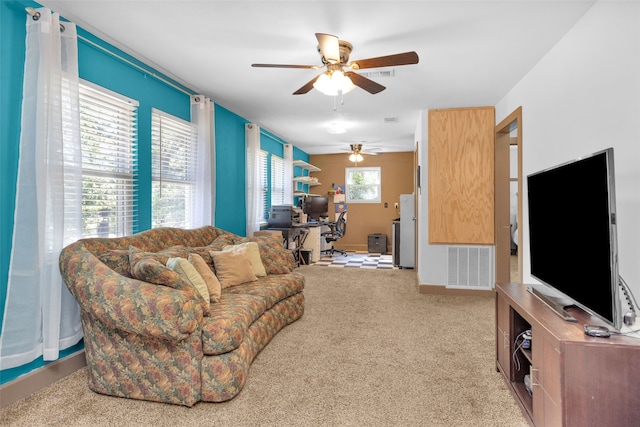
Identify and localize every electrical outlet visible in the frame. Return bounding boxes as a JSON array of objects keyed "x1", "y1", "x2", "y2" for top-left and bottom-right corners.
[
  {"x1": 394, "y1": 202, "x2": 399, "y2": 209},
  {"x1": 384, "y1": 202, "x2": 388, "y2": 208}
]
